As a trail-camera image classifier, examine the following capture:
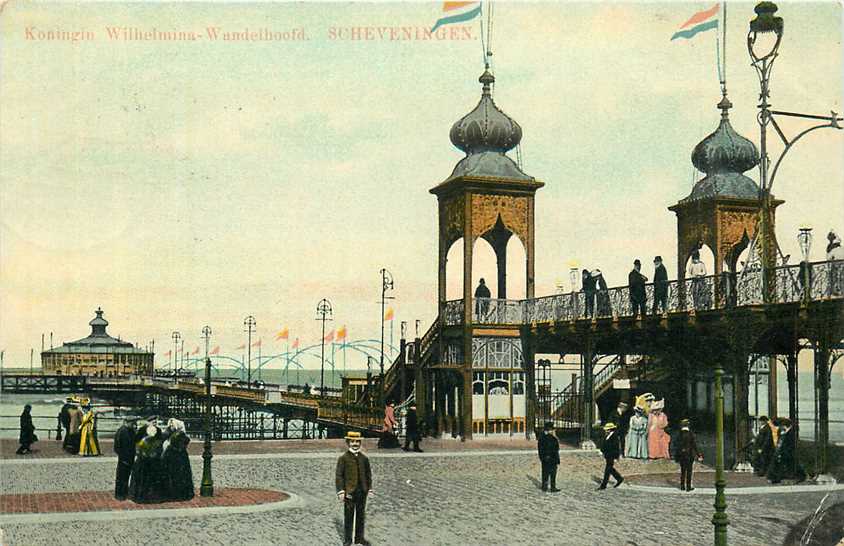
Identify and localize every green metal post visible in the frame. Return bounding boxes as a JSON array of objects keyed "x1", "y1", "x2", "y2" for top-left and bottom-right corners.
[
  {"x1": 200, "y1": 356, "x2": 214, "y2": 497},
  {"x1": 712, "y1": 365, "x2": 728, "y2": 545}
]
